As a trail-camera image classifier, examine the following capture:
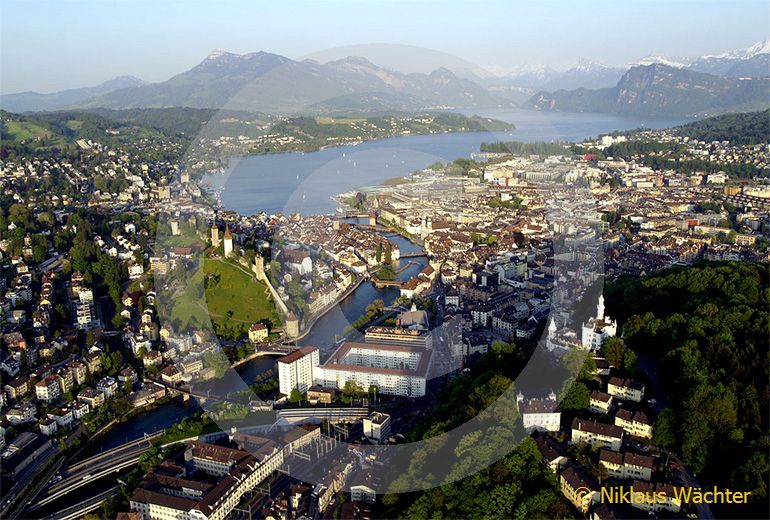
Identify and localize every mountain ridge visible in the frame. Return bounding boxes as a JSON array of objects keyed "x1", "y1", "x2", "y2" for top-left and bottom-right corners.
[
  {"x1": 74, "y1": 50, "x2": 506, "y2": 114},
  {"x1": 0, "y1": 76, "x2": 145, "y2": 113},
  {"x1": 524, "y1": 63, "x2": 770, "y2": 117}
]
